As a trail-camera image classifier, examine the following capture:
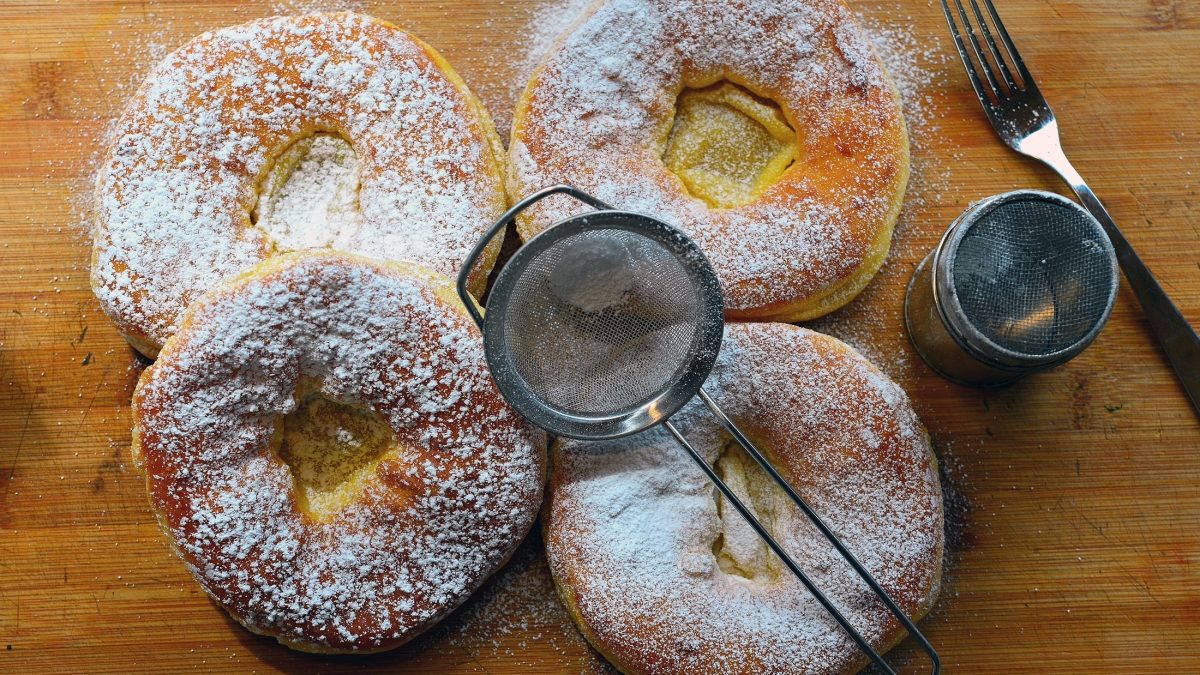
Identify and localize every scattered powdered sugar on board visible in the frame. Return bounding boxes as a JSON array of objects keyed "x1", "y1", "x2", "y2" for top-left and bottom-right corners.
[
  {"x1": 858, "y1": 10, "x2": 953, "y2": 257},
  {"x1": 266, "y1": 0, "x2": 367, "y2": 13},
  {"x1": 407, "y1": 527, "x2": 617, "y2": 673}
]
